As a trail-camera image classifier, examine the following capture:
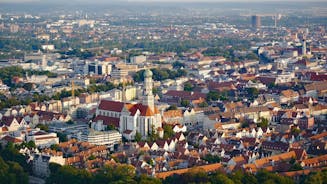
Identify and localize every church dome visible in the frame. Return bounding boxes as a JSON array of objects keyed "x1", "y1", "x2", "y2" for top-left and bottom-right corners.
[{"x1": 143, "y1": 69, "x2": 153, "y2": 78}]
